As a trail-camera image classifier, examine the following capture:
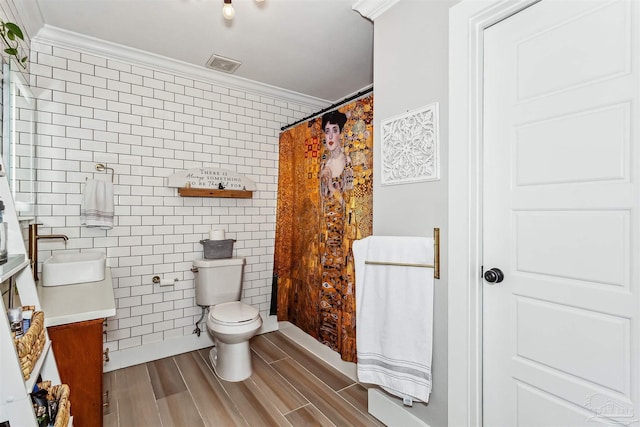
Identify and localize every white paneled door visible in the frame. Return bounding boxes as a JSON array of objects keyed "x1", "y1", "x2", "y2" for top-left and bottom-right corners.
[{"x1": 483, "y1": 1, "x2": 639, "y2": 425}]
